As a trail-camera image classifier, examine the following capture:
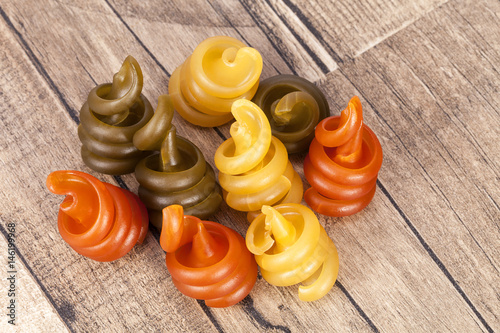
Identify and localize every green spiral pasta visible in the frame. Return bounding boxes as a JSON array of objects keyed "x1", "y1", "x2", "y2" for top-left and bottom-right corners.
[
  {"x1": 133, "y1": 95, "x2": 222, "y2": 230},
  {"x1": 78, "y1": 56, "x2": 154, "y2": 175},
  {"x1": 252, "y1": 75, "x2": 330, "y2": 154}
]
